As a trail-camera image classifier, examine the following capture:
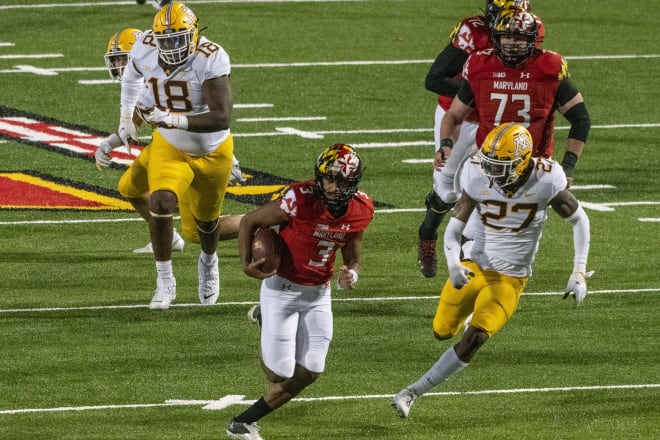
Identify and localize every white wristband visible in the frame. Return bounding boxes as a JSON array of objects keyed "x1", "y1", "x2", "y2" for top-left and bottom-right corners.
[
  {"x1": 337, "y1": 269, "x2": 358, "y2": 290},
  {"x1": 348, "y1": 269, "x2": 358, "y2": 285}
]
